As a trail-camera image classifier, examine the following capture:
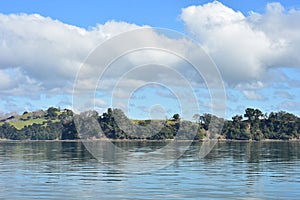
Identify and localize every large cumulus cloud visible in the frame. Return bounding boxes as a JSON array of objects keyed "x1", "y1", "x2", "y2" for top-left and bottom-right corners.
[
  {"x1": 181, "y1": 1, "x2": 300, "y2": 87},
  {"x1": 0, "y1": 13, "x2": 142, "y2": 95},
  {"x1": 1, "y1": 1, "x2": 300, "y2": 116}
]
